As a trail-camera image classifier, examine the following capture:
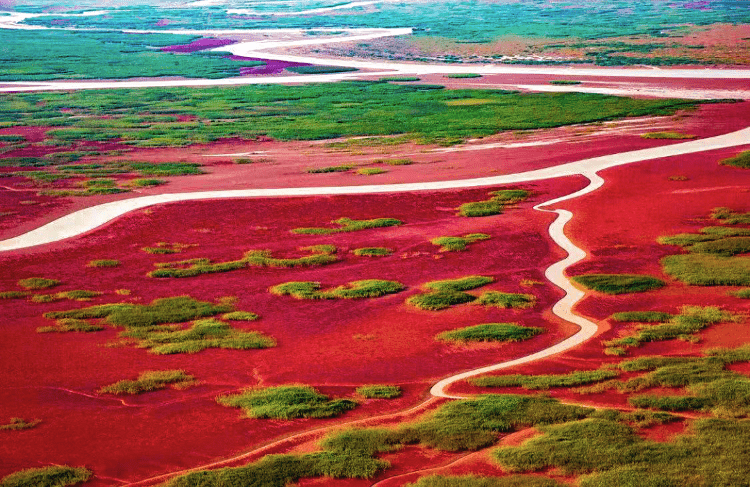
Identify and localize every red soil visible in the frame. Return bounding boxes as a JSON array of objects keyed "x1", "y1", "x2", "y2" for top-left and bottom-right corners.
[{"x1": 0, "y1": 178, "x2": 588, "y2": 484}]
